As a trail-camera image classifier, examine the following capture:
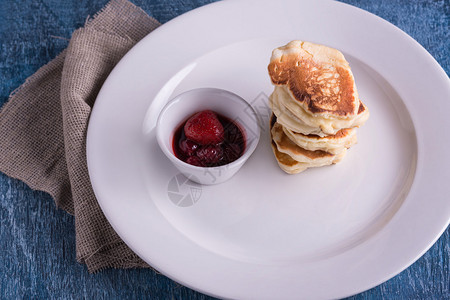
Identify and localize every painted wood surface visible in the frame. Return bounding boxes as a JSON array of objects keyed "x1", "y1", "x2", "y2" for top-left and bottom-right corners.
[{"x1": 0, "y1": 0, "x2": 448, "y2": 298}]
